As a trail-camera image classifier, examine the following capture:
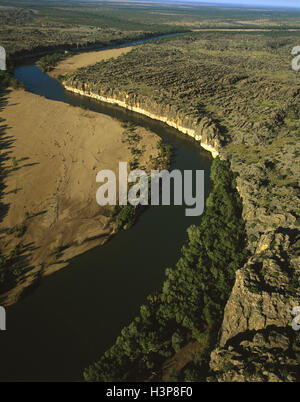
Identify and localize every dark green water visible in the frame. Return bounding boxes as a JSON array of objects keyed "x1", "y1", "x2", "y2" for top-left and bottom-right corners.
[{"x1": 0, "y1": 61, "x2": 212, "y2": 381}]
